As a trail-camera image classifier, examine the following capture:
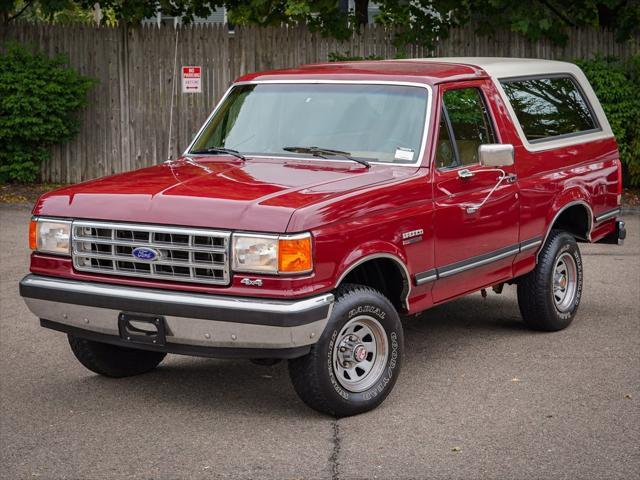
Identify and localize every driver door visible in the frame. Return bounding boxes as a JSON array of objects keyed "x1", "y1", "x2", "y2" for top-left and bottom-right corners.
[{"x1": 431, "y1": 81, "x2": 520, "y2": 303}]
